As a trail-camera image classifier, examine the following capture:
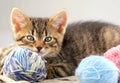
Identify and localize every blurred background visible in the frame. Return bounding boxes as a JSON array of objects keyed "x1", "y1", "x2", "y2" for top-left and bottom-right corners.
[{"x1": 1, "y1": 0, "x2": 120, "y2": 47}]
